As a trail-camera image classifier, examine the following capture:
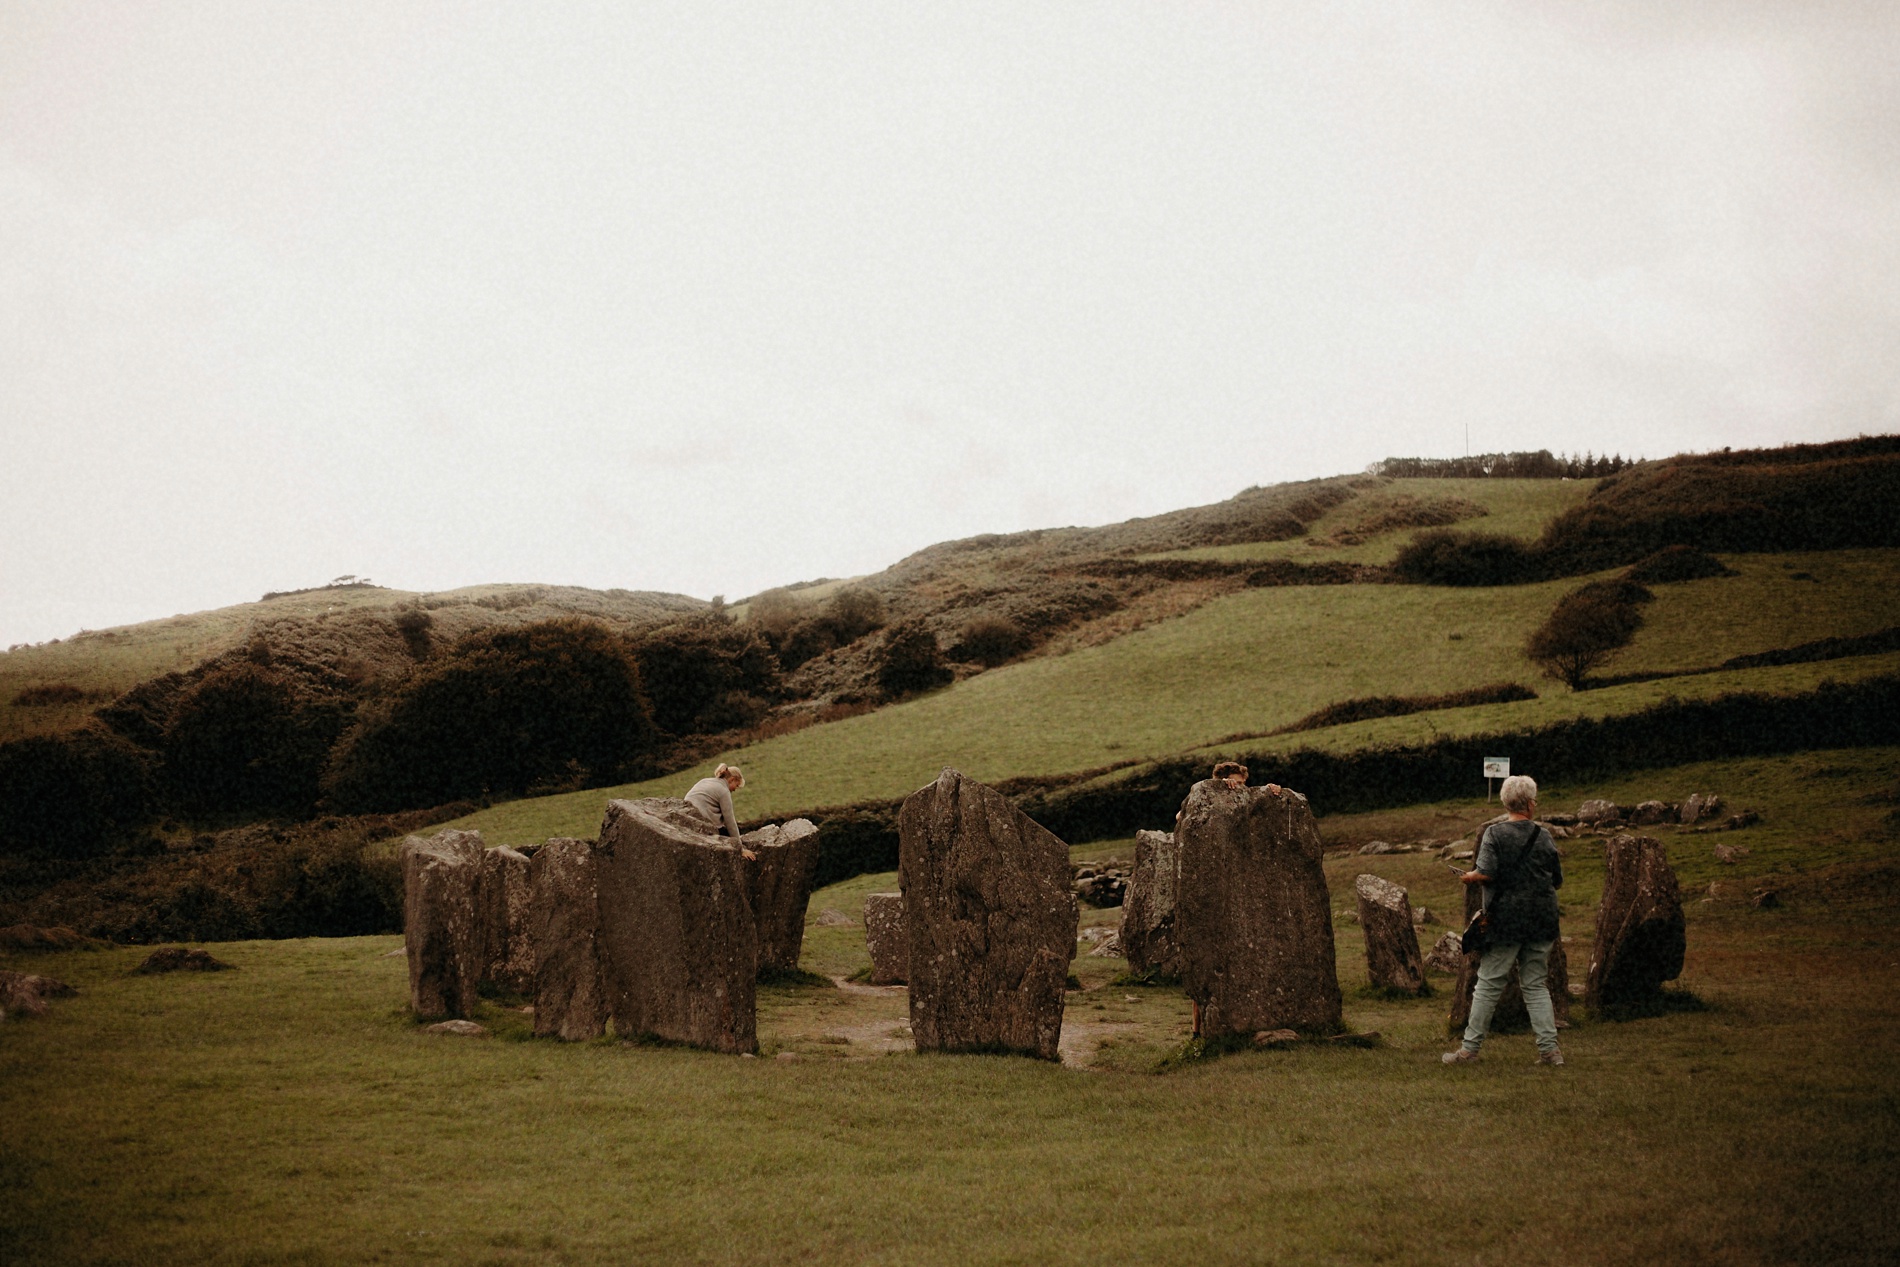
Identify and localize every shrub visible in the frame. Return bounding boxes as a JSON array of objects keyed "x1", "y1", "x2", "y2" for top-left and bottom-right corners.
[
  {"x1": 1524, "y1": 583, "x2": 1650, "y2": 690},
  {"x1": 632, "y1": 622, "x2": 780, "y2": 736},
  {"x1": 745, "y1": 588, "x2": 810, "y2": 640},
  {"x1": 162, "y1": 663, "x2": 349, "y2": 820},
  {"x1": 826, "y1": 586, "x2": 886, "y2": 641},
  {"x1": 949, "y1": 616, "x2": 1031, "y2": 667},
  {"x1": 1624, "y1": 545, "x2": 1735, "y2": 584},
  {"x1": 394, "y1": 608, "x2": 434, "y2": 660},
  {"x1": 12, "y1": 683, "x2": 88, "y2": 707},
  {"x1": 1391, "y1": 530, "x2": 1541, "y2": 586},
  {"x1": 875, "y1": 621, "x2": 953, "y2": 697},
  {"x1": 0, "y1": 726, "x2": 156, "y2": 858},
  {"x1": 325, "y1": 618, "x2": 658, "y2": 813}
]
